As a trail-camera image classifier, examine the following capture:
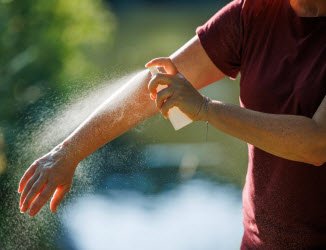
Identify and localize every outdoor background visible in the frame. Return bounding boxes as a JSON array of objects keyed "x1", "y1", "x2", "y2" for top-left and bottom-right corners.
[{"x1": 0, "y1": 0, "x2": 248, "y2": 249}]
